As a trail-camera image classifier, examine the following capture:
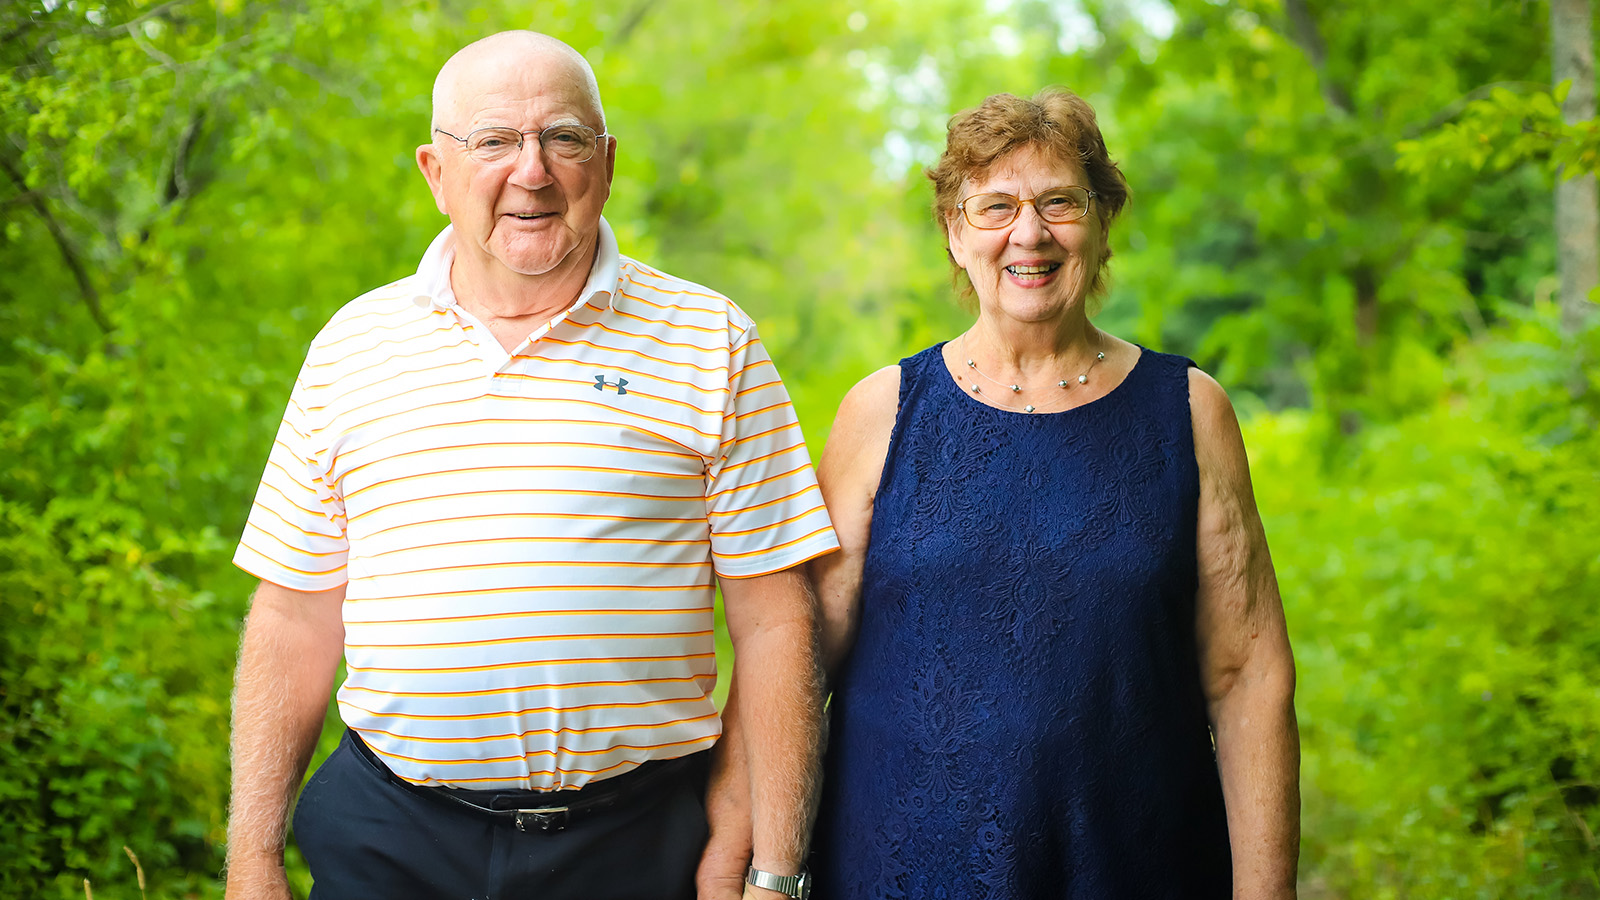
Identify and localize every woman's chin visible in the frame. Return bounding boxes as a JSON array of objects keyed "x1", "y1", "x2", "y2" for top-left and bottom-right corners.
[{"x1": 981, "y1": 289, "x2": 1085, "y2": 325}]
